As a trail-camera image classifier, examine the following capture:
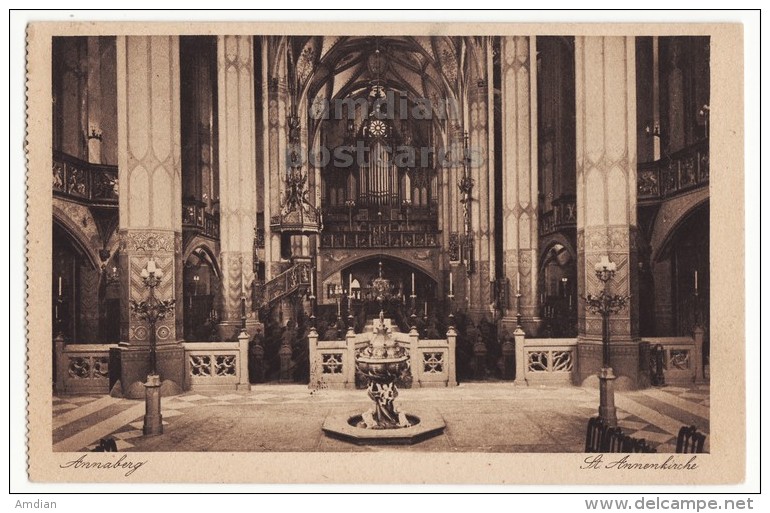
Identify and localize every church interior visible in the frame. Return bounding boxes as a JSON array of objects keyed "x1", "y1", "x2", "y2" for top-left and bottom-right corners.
[{"x1": 51, "y1": 35, "x2": 710, "y2": 398}]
